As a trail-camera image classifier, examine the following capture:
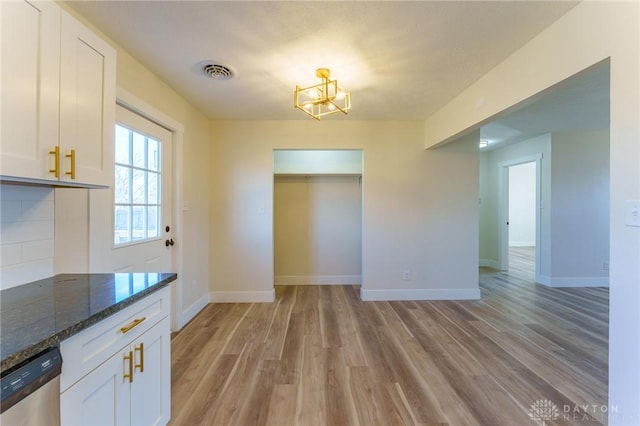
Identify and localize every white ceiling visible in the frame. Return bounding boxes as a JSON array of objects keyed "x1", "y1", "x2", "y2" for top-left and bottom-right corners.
[{"x1": 65, "y1": 1, "x2": 580, "y2": 122}]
